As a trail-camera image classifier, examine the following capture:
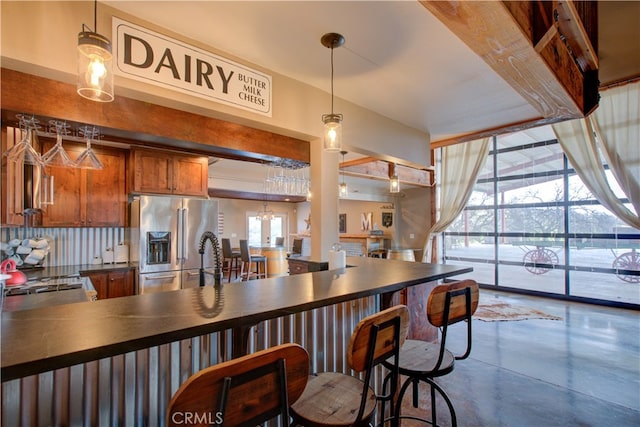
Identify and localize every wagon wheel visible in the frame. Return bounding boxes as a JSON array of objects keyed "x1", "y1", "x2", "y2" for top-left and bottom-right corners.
[
  {"x1": 612, "y1": 251, "x2": 640, "y2": 283},
  {"x1": 523, "y1": 248, "x2": 559, "y2": 275}
]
